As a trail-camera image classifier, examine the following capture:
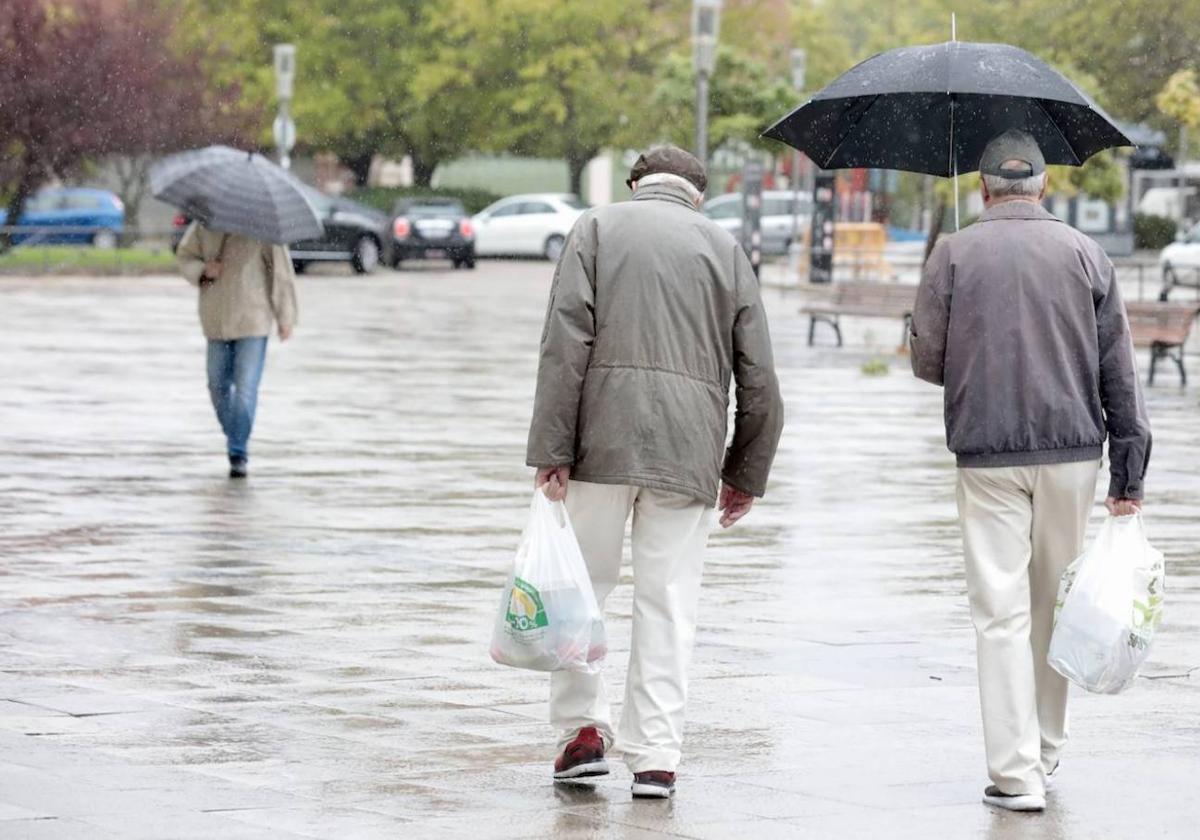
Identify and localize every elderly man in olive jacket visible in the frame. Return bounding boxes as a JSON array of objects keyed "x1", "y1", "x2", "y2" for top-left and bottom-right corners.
[
  {"x1": 527, "y1": 146, "x2": 784, "y2": 799},
  {"x1": 910, "y1": 130, "x2": 1150, "y2": 813}
]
